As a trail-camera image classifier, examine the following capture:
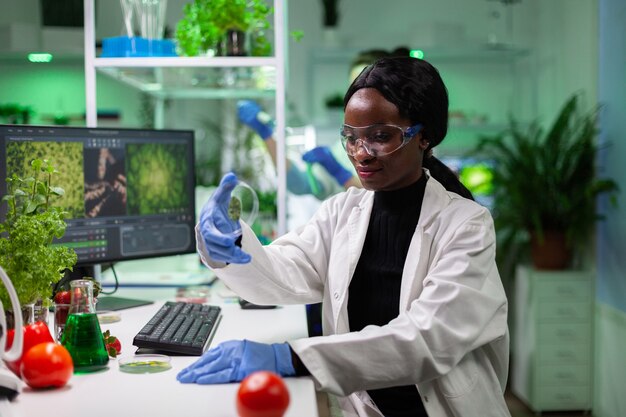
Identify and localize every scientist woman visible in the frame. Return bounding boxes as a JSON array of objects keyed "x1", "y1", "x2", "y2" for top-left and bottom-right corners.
[{"x1": 178, "y1": 56, "x2": 511, "y2": 417}]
